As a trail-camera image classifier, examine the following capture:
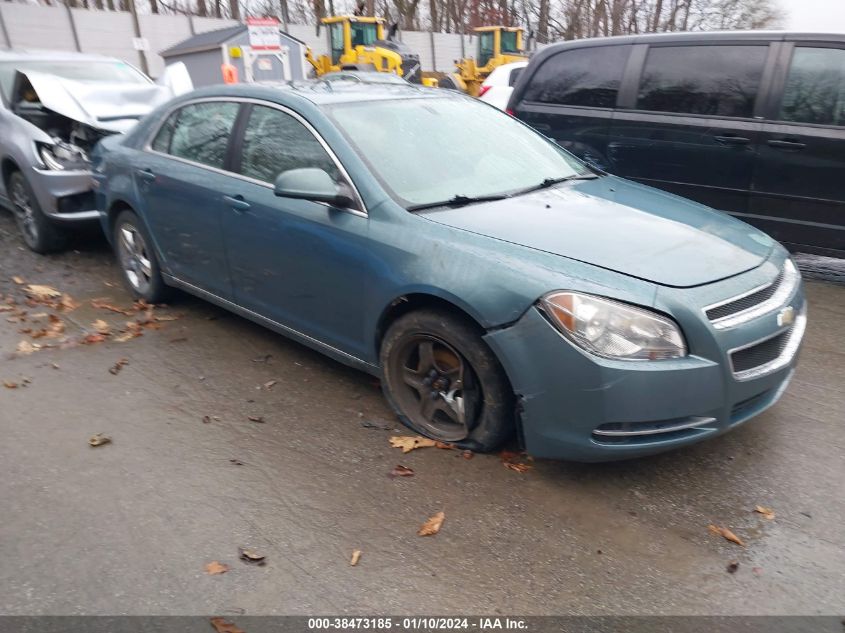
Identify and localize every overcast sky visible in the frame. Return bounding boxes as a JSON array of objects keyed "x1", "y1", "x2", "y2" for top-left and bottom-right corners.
[{"x1": 779, "y1": 0, "x2": 845, "y2": 32}]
